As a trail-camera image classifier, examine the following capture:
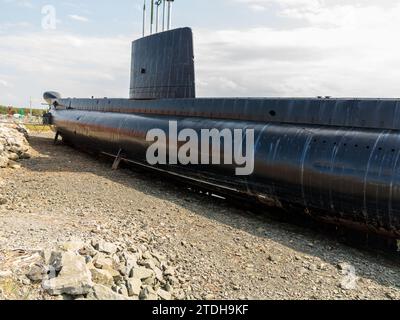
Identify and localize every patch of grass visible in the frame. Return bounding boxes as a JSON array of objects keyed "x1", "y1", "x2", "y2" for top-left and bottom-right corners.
[
  {"x1": 0, "y1": 106, "x2": 45, "y2": 117},
  {"x1": 0, "y1": 278, "x2": 20, "y2": 299},
  {"x1": 25, "y1": 124, "x2": 52, "y2": 132},
  {"x1": 0, "y1": 278, "x2": 37, "y2": 300}
]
